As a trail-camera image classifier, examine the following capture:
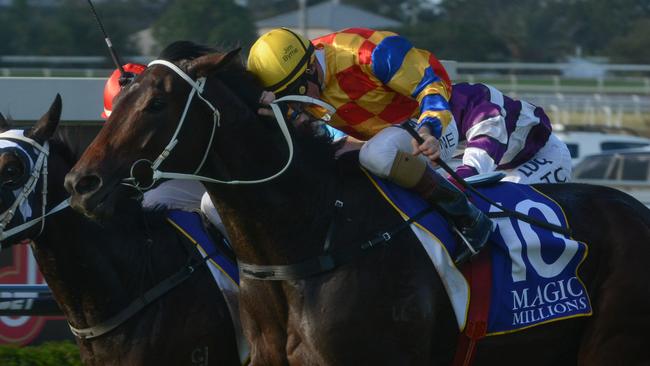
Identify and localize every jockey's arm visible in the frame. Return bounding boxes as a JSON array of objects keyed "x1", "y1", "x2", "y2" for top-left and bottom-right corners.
[
  {"x1": 257, "y1": 91, "x2": 277, "y2": 116},
  {"x1": 334, "y1": 135, "x2": 365, "y2": 158},
  {"x1": 456, "y1": 107, "x2": 509, "y2": 178},
  {"x1": 410, "y1": 125, "x2": 441, "y2": 164},
  {"x1": 457, "y1": 135, "x2": 504, "y2": 178},
  {"x1": 368, "y1": 35, "x2": 452, "y2": 162}
]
